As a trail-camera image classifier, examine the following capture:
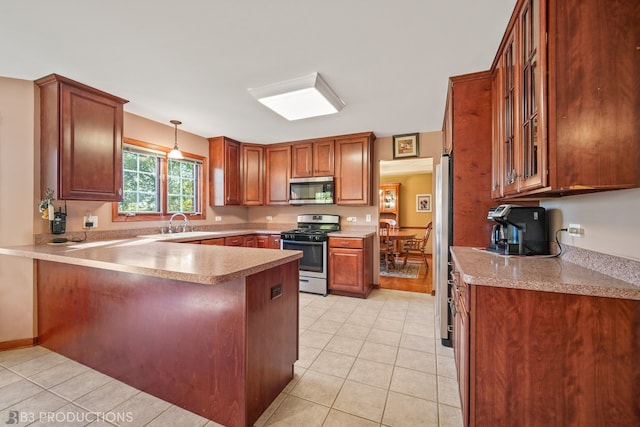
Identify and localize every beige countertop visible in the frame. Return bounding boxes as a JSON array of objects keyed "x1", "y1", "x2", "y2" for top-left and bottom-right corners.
[
  {"x1": 450, "y1": 246, "x2": 640, "y2": 300},
  {"x1": 0, "y1": 237, "x2": 301, "y2": 286}
]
